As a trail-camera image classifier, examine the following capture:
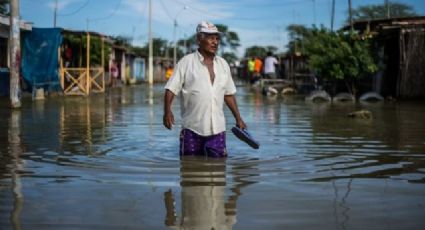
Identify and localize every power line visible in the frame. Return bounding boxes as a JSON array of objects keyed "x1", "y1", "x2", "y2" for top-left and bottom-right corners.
[
  {"x1": 58, "y1": 0, "x2": 90, "y2": 16},
  {"x1": 89, "y1": 0, "x2": 122, "y2": 22},
  {"x1": 158, "y1": 0, "x2": 174, "y2": 22}
]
